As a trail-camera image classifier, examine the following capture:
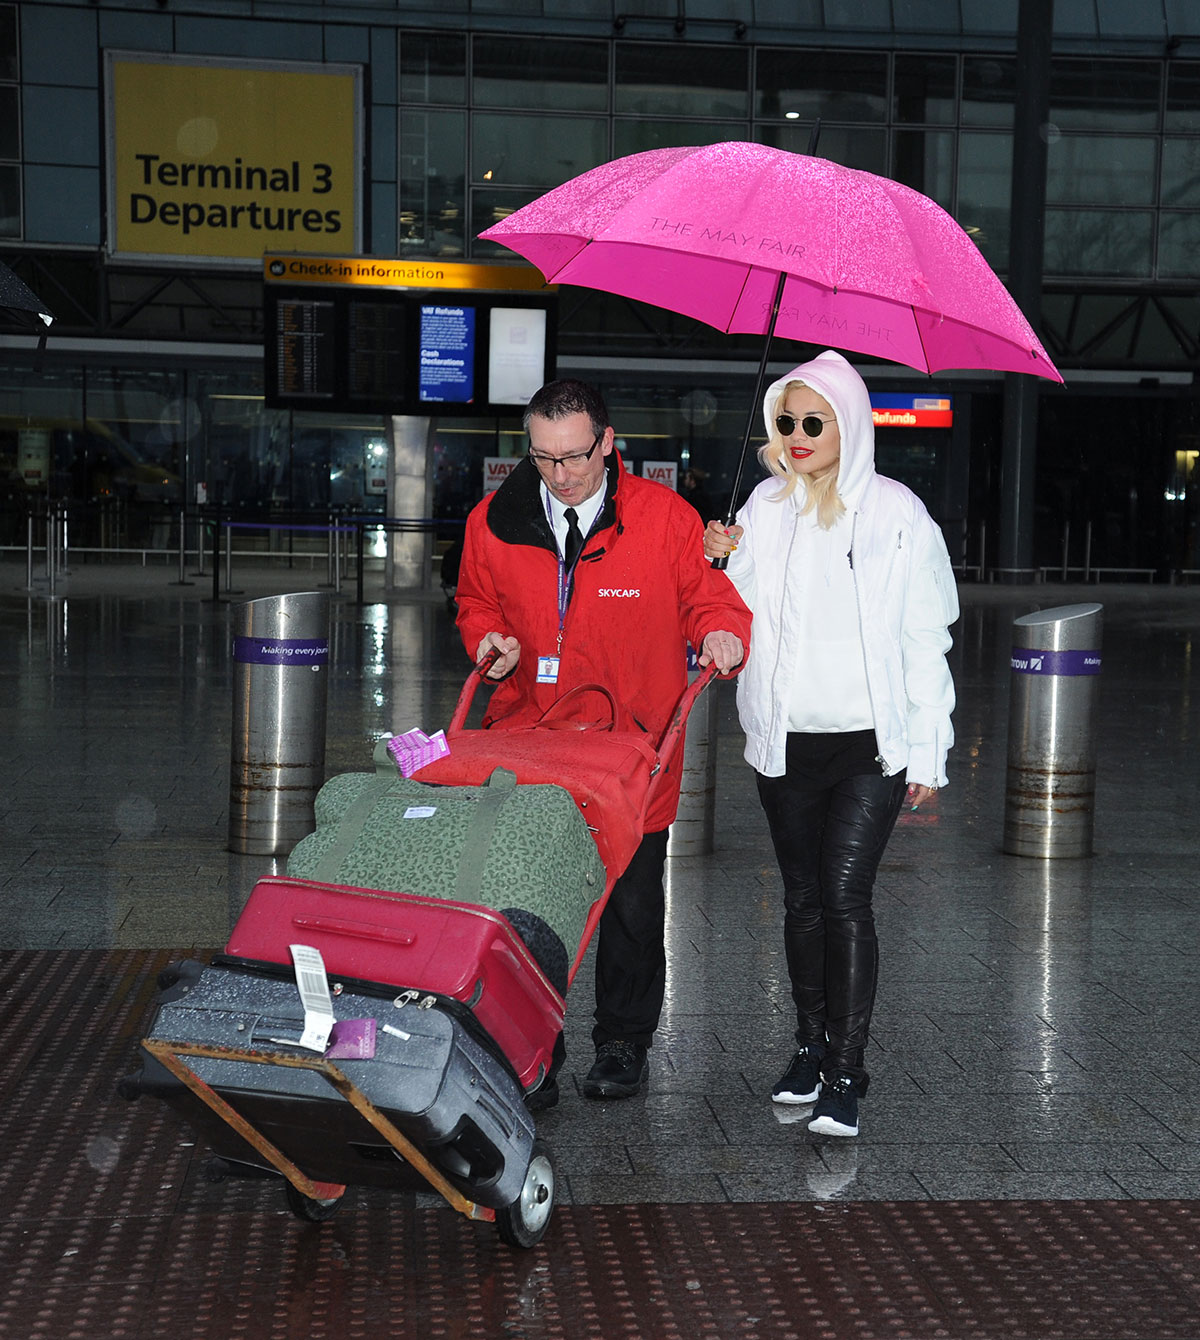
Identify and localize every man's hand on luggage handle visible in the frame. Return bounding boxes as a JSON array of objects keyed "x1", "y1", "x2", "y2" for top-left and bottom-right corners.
[
  {"x1": 699, "y1": 630, "x2": 744, "y2": 674},
  {"x1": 477, "y1": 633, "x2": 520, "y2": 679}
]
